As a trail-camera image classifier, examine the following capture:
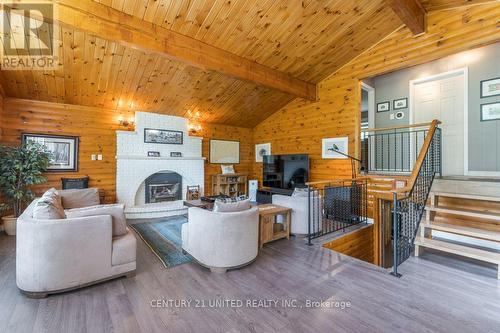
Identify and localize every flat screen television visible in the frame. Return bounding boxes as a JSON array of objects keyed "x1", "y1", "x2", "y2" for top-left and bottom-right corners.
[{"x1": 263, "y1": 154, "x2": 309, "y2": 190}]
